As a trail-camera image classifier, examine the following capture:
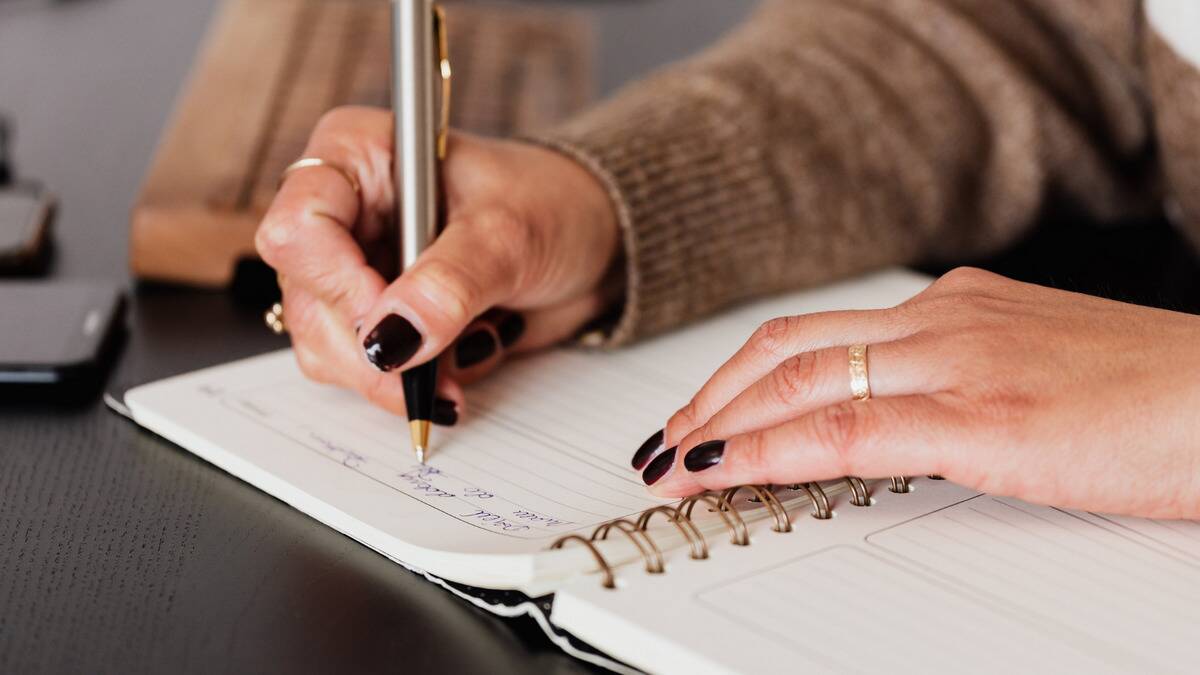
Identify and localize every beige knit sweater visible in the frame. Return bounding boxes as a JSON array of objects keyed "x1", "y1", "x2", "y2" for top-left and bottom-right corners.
[{"x1": 535, "y1": 0, "x2": 1200, "y2": 345}]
